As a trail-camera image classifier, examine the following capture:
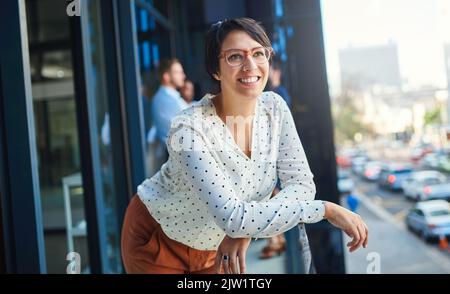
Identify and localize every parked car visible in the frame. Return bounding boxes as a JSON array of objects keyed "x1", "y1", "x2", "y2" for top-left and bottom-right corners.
[
  {"x1": 378, "y1": 165, "x2": 413, "y2": 190},
  {"x1": 352, "y1": 156, "x2": 369, "y2": 176},
  {"x1": 362, "y1": 161, "x2": 383, "y2": 181},
  {"x1": 437, "y1": 153, "x2": 450, "y2": 173},
  {"x1": 336, "y1": 155, "x2": 352, "y2": 169},
  {"x1": 337, "y1": 169, "x2": 354, "y2": 195},
  {"x1": 420, "y1": 153, "x2": 440, "y2": 169},
  {"x1": 405, "y1": 200, "x2": 450, "y2": 241},
  {"x1": 410, "y1": 144, "x2": 435, "y2": 162},
  {"x1": 402, "y1": 170, "x2": 450, "y2": 201}
]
